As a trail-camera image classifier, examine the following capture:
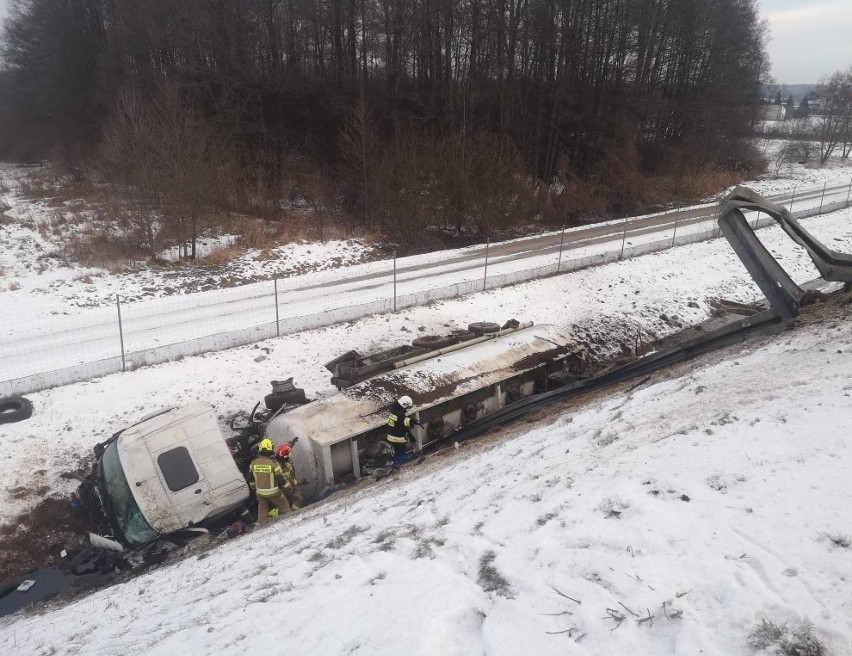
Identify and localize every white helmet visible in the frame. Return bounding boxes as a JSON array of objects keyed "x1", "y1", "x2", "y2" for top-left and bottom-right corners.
[{"x1": 399, "y1": 395, "x2": 413, "y2": 409}]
